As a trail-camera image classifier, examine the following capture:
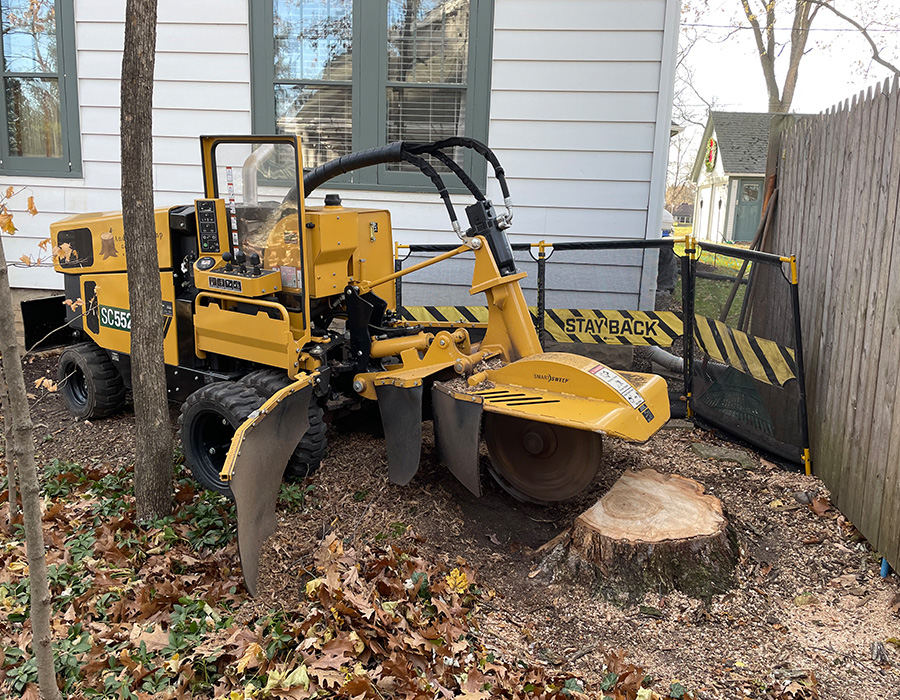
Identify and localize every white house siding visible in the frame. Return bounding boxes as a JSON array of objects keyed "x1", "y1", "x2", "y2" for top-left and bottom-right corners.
[
  {"x1": 398, "y1": 0, "x2": 680, "y2": 310},
  {"x1": 2, "y1": 0, "x2": 679, "y2": 314}
]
